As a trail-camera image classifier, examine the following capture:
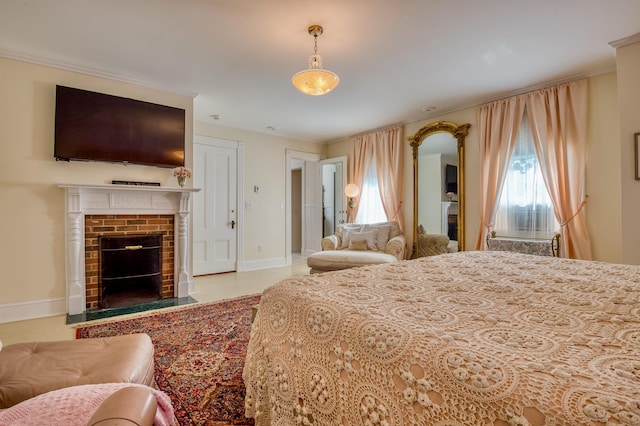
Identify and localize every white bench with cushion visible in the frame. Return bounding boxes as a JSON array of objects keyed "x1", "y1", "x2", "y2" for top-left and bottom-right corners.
[{"x1": 307, "y1": 221, "x2": 406, "y2": 273}]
